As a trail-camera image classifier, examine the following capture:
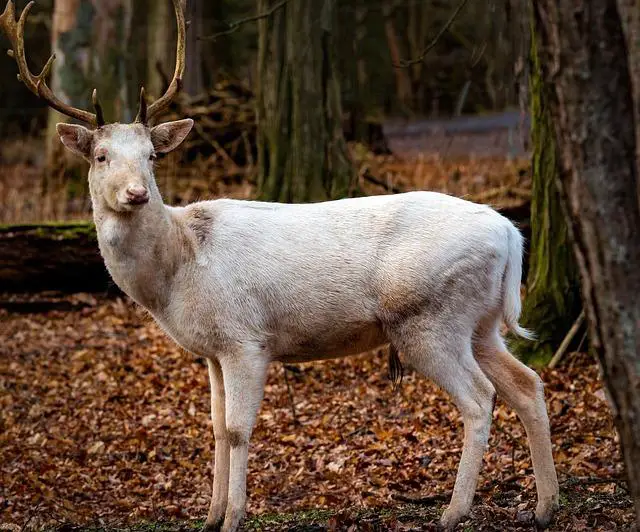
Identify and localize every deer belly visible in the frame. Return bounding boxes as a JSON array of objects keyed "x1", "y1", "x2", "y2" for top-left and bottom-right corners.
[{"x1": 271, "y1": 321, "x2": 388, "y2": 363}]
